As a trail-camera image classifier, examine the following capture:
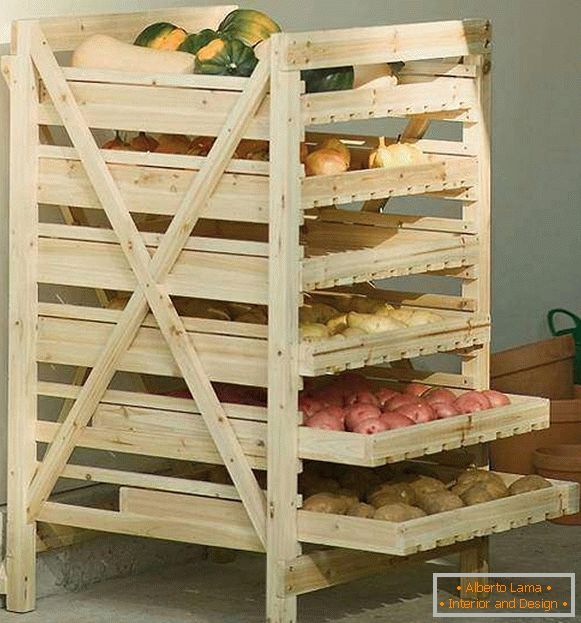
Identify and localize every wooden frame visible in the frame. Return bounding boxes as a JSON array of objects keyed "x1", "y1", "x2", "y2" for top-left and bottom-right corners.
[{"x1": 3, "y1": 8, "x2": 578, "y2": 621}]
